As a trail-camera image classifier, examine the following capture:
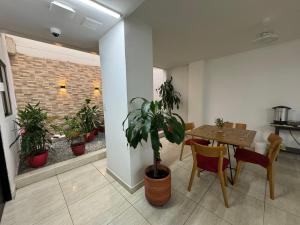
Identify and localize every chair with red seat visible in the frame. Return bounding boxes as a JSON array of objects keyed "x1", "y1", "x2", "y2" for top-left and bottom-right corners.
[
  {"x1": 179, "y1": 122, "x2": 210, "y2": 161},
  {"x1": 234, "y1": 133, "x2": 282, "y2": 200},
  {"x1": 188, "y1": 143, "x2": 229, "y2": 207}
]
